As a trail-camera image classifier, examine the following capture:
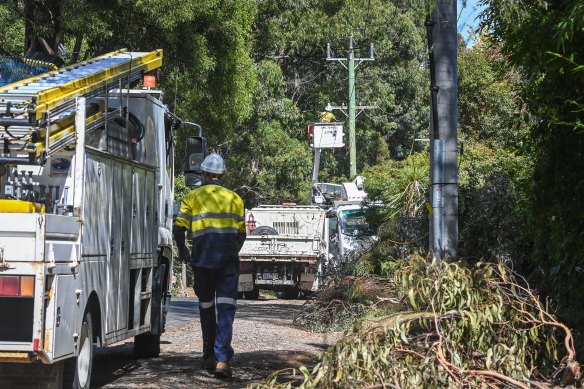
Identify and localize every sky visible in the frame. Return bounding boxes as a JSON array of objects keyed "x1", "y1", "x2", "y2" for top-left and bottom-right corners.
[{"x1": 457, "y1": 0, "x2": 486, "y2": 46}]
